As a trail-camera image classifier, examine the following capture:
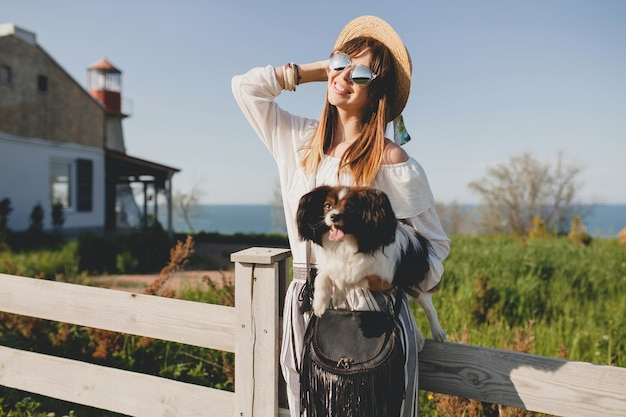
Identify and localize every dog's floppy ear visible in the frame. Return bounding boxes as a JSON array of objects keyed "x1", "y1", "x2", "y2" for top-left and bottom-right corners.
[
  {"x1": 296, "y1": 185, "x2": 332, "y2": 245},
  {"x1": 356, "y1": 188, "x2": 398, "y2": 253}
]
